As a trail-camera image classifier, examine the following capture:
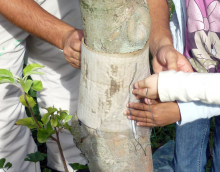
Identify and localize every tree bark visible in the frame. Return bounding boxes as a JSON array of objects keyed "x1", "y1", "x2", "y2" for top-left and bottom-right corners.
[{"x1": 72, "y1": 0, "x2": 152, "y2": 171}]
